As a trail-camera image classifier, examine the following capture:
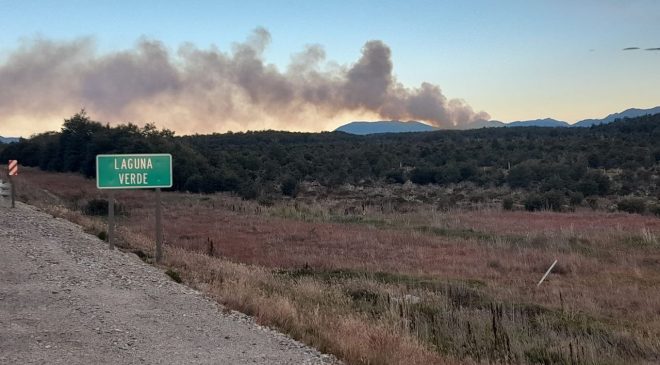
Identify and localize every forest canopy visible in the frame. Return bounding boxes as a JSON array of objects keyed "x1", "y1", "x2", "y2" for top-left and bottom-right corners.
[{"x1": 2, "y1": 111, "x2": 659, "y2": 204}]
